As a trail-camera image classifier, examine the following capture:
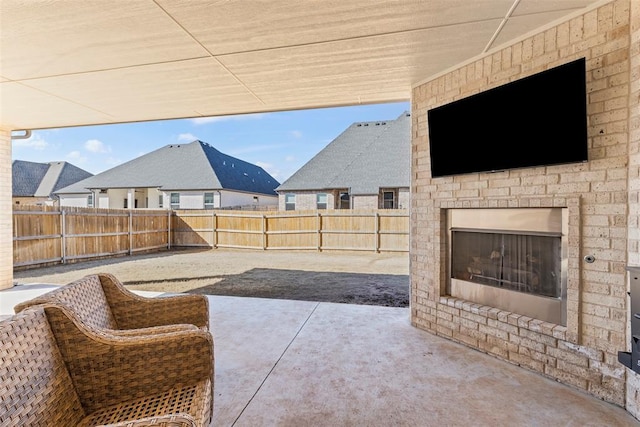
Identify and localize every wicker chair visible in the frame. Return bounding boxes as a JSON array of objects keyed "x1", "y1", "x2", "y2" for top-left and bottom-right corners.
[
  {"x1": 14, "y1": 273, "x2": 209, "y2": 333},
  {"x1": 0, "y1": 304, "x2": 213, "y2": 426}
]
